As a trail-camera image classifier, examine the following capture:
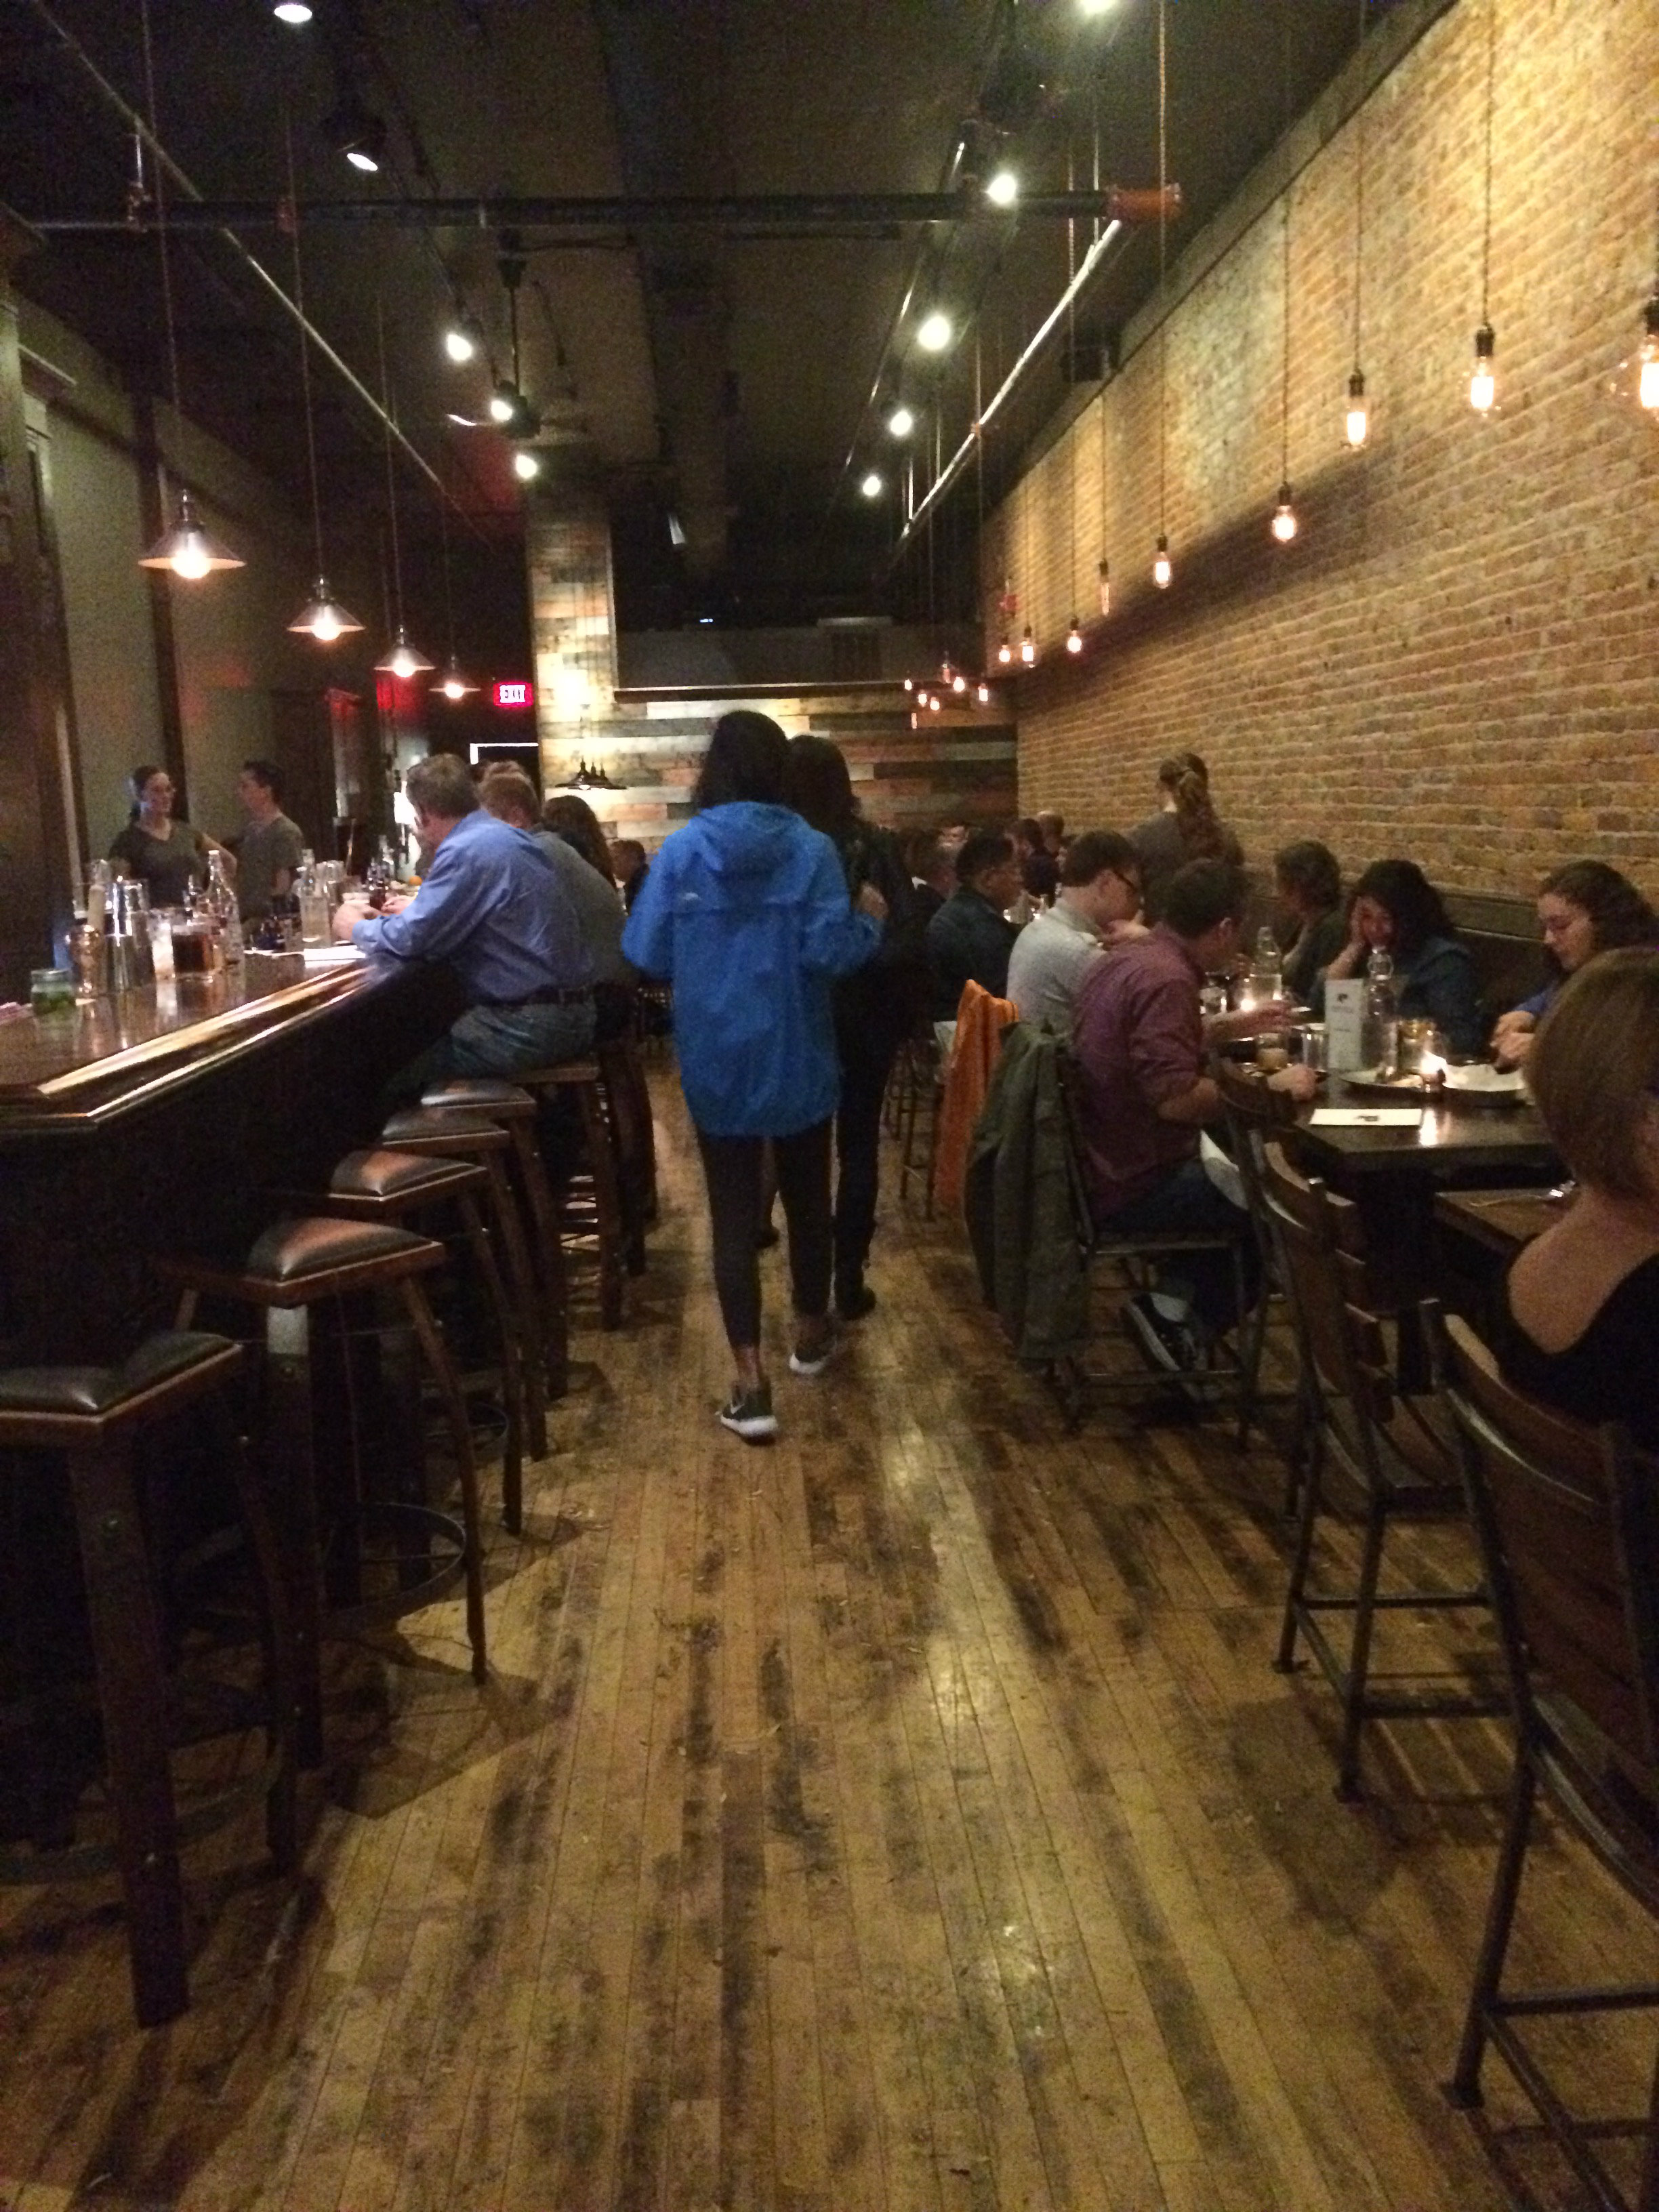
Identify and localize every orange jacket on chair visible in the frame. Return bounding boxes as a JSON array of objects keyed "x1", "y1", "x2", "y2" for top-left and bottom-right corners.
[{"x1": 933, "y1": 979, "x2": 1017, "y2": 1215}]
